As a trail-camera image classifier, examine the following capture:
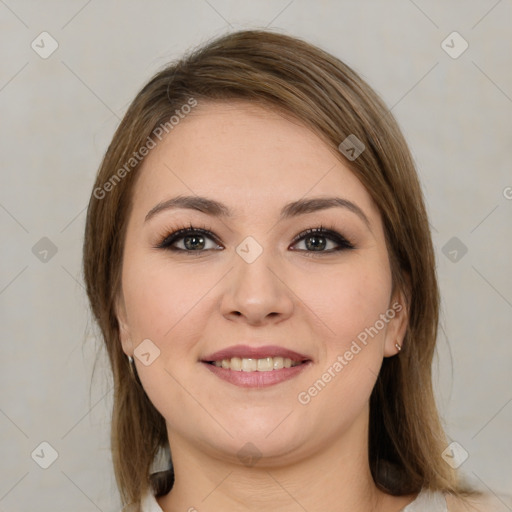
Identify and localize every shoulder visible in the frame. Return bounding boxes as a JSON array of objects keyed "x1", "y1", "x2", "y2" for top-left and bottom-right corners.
[{"x1": 446, "y1": 492, "x2": 512, "y2": 512}]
